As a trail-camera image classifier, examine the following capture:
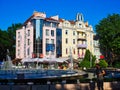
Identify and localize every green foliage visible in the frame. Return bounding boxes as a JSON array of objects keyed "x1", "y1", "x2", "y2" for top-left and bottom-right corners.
[
  {"x1": 83, "y1": 49, "x2": 91, "y2": 61},
  {"x1": 0, "y1": 30, "x2": 10, "y2": 60},
  {"x1": 96, "y1": 13, "x2": 120, "y2": 64},
  {"x1": 113, "y1": 61, "x2": 120, "y2": 68},
  {"x1": 83, "y1": 49, "x2": 96, "y2": 67},
  {"x1": 99, "y1": 60, "x2": 108, "y2": 68},
  {"x1": 79, "y1": 60, "x2": 90, "y2": 68},
  {"x1": 0, "y1": 23, "x2": 22, "y2": 60},
  {"x1": 92, "y1": 55, "x2": 97, "y2": 67},
  {"x1": 79, "y1": 49, "x2": 96, "y2": 68}
]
